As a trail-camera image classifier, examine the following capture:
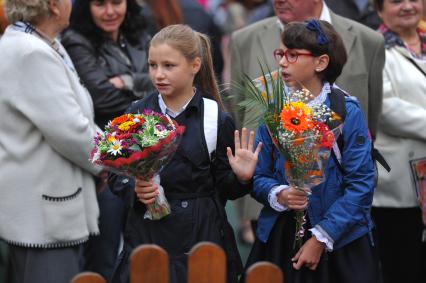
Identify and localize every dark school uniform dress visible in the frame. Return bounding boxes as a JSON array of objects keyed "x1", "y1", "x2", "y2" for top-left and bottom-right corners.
[
  {"x1": 244, "y1": 211, "x2": 380, "y2": 283},
  {"x1": 110, "y1": 90, "x2": 250, "y2": 283}
]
